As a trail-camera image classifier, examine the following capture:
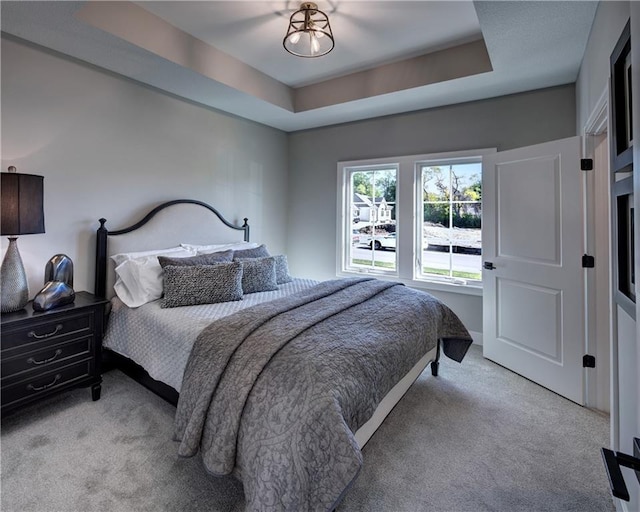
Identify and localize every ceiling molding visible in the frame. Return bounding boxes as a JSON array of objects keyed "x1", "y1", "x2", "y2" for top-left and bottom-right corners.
[
  {"x1": 295, "y1": 38, "x2": 492, "y2": 112},
  {"x1": 76, "y1": 1, "x2": 294, "y2": 111}
]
